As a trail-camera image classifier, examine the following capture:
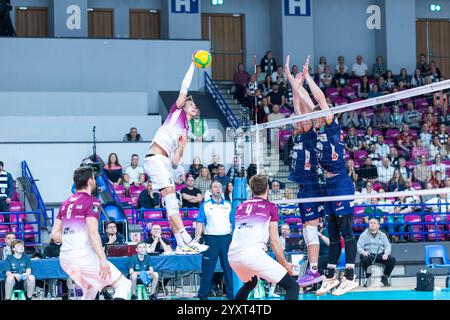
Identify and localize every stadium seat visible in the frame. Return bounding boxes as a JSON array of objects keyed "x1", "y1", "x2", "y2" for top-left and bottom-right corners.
[
  {"x1": 0, "y1": 225, "x2": 10, "y2": 237},
  {"x1": 285, "y1": 217, "x2": 302, "y2": 225},
  {"x1": 349, "y1": 79, "x2": 360, "y2": 90},
  {"x1": 372, "y1": 129, "x2": 382, "y2": 136},
  {"x1": 405, "y1": 160, "x2": 416, "y2": 170},
  {"x1": 400, "y1": 98, "x2": 413, "y2": 105},
  {"x1": 333, "y1": 97, "x2": 348, "y2": 106},
  {"x1": 384, "y1": 139, "x2": 394, "y2": 147},
  {"x1": 325, "y1": 88, "x2": 339, "y2": 98},
  {"x1": 113, "y1": 185, "x2": 126, "y2": 197},
  {"x1": 368, "y1": 79, "x2": 376, "y2": 86},
  {"x1": 404, "y1": 214, "x2": 423, "y2": 241},
  {"x1": 409, "y1": 129, "x2": 418, "y2": 137},
  {"x1": 119, "y1": 197, "x2": 132, "y2": 205},
  {"x1": 183, "y1": 220, "x2": 194, "y2": 227},
  {"x1": 144, "y1": 211, "x2": 163, "y2": 219},
  {"x1": 12, "y1": 190, "x2": 20, "y2": 201},
  {"x1": 424, "y1": 215, "x2": 446, "y2": 241},
  {"x1": 425, "y1": 245, "x2": 450, "y2": 269},
  {"x1": 350, "y1": 97, "x2": 362, "y2": 103},
  {"x1": 415, "y1": 98, "x2": 429, "y2": 108},
  {"x1": 9, "y1": 201, "x2": 24, "y2": 212},
  {"x1": 411, "y1": 182, "x2": 422, "y2": 190},
  {"x1": 356, "y1": 129, "x2": 365, "y2": 137},
  {"x1": 187, "y1": 210, "x2": 199, "y2": 219},
  {"x1": 153, "y1": 220, "x2": 170, "y2": 228},
  {"x1": 353, "y1": 150, "x2": 368, "y2": 162},
  {"x1": 341, "y1": 88, "x2": 356, "y2": 98},
  {"x1": 9, "y1": 214, "x2": 27, "y2": 223},
  {"x1": 372, "y1": 182, "x2": 383, "y2": 191},
  {"x1": 129, "y1": 185, "x2": 145, "y2": 198},
  {"x1": 386, "y1": 129, "x2": 400, "y2": 138}
]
